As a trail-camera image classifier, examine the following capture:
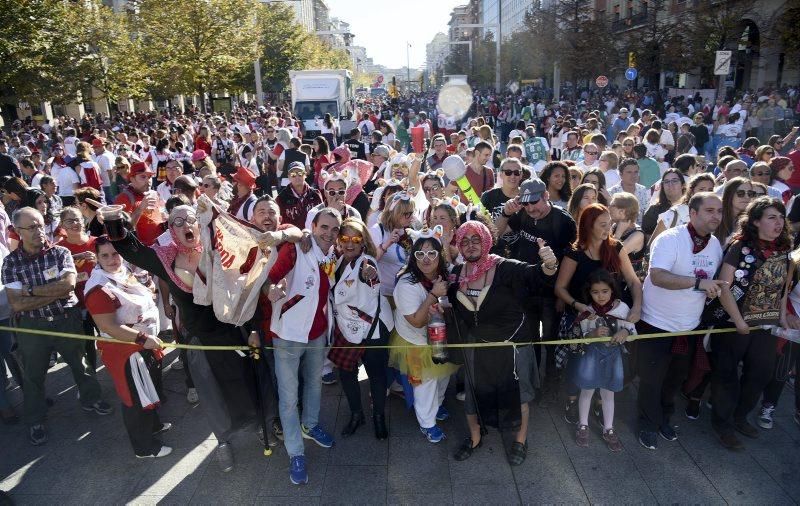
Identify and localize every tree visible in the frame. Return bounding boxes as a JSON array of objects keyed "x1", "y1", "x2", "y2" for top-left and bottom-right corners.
[
  {"x1": 554, "y1": 0, "x2": 618, "y2": 91},
  {"x1": 622, "y1": 0, "x2": 687, "y2": 88},
  {"x1": 0, "y1": 0, "x2": 87, "y2": 104},
  {"x1": 136, "y1": 0, "x2": 259, "y2": 110},
  {"x1": 69, "y1": 1, "x2": 148, "y2": 106},
  {"x1": 234, "y1": 2, "x2": 352, "y2": 95}
]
